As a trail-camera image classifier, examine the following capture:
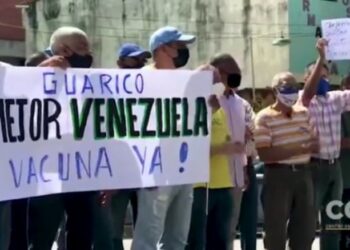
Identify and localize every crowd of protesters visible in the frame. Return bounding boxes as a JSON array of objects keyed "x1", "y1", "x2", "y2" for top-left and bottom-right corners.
[{"x1": 0, "y1": 25, "x2": 350, "y2": 250}]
